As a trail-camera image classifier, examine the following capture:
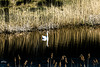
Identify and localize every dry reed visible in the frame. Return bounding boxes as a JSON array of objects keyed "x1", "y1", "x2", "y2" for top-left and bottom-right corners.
[{"x1": 0, "y1": 0, "x2": 100, "y2": 32}]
